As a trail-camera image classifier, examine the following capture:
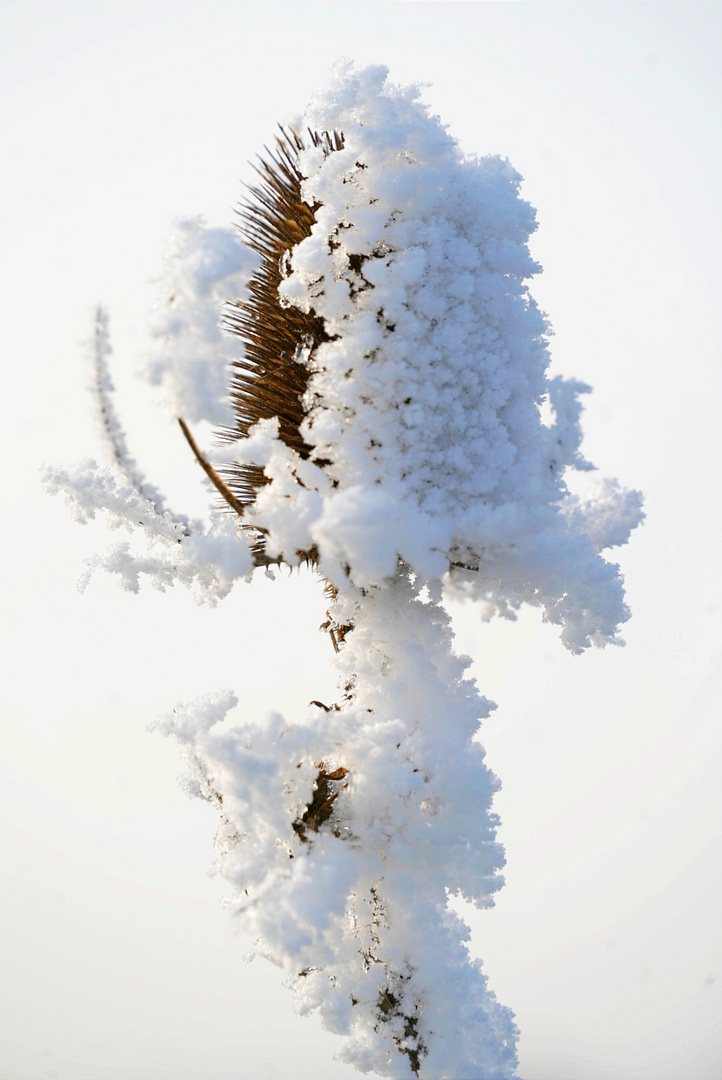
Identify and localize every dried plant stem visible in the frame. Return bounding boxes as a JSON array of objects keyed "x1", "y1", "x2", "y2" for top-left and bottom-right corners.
[{"x1": 177, "y1": 417, "x2": 247, "y2": 517}]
